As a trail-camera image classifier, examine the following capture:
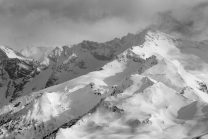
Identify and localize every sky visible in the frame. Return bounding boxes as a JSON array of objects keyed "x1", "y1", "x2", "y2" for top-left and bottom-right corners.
[{"x1": 0, "y1": 0, "x2": 208, "y2": 51}]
